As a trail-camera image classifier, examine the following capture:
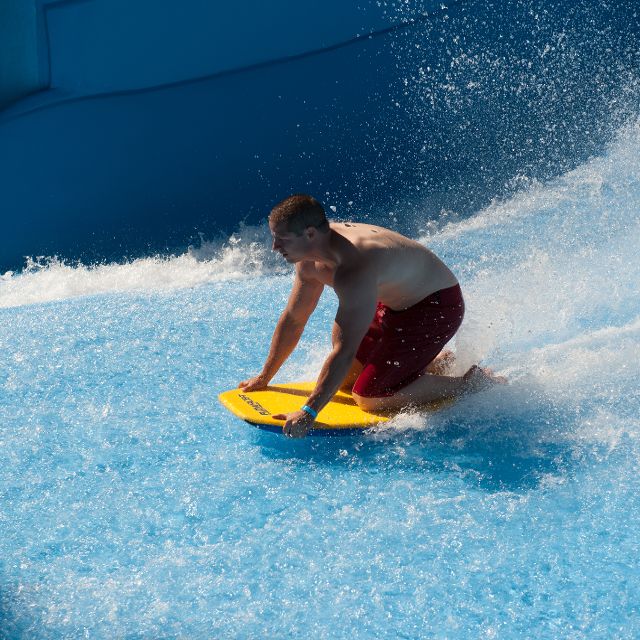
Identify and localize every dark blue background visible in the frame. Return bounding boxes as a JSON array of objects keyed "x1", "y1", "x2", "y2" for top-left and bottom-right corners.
[{"x1": 1, "y1": 0, "x2": 638, "y2": 273}]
